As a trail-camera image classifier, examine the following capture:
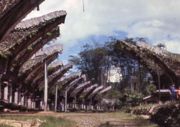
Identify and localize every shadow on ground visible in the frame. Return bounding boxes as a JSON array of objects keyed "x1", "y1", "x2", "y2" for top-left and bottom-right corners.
[{"x1": 99, "y1": 120, "x2": 158, "y2": 127}]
